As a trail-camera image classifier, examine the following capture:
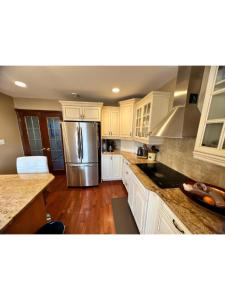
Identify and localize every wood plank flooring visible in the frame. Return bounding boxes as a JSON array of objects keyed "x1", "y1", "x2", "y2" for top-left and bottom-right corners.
[{"x1": 46, "y1": 175, "x2": 128, "y2": 234}]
